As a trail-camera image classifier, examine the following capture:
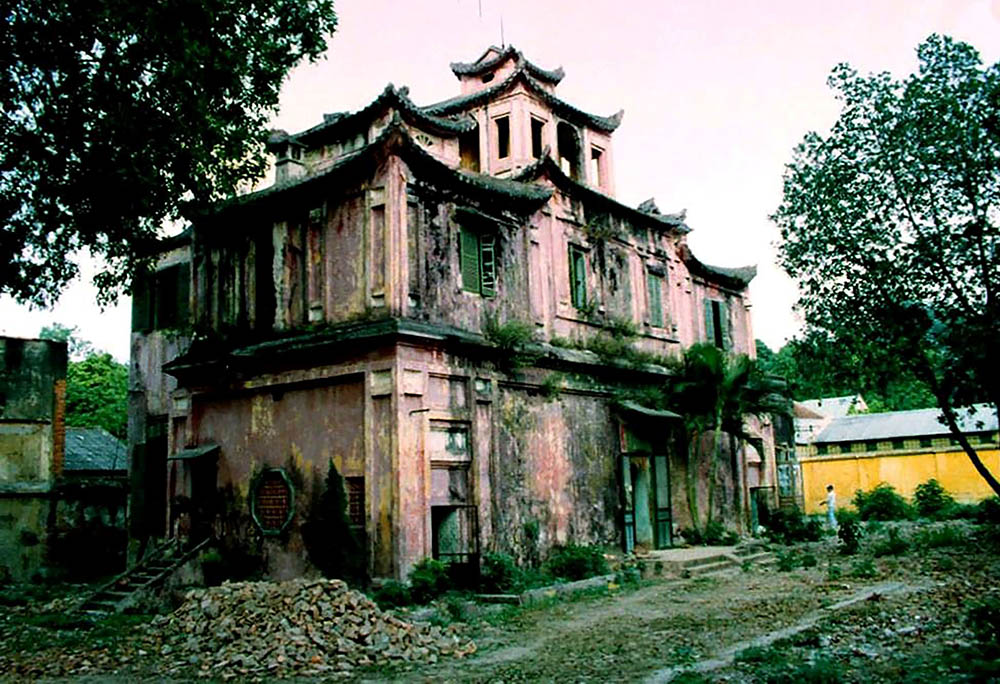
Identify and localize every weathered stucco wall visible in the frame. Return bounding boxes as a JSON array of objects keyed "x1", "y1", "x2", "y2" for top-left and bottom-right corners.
[
  {"x1": 0, "y1": 424, "x2": 53, "y2": 484},
  {"x1": 493, "y1": 386, "x2": 619, "y2": 564},
  {"x1": 188, "y1": 373, "x2": 367, "y2": 579},
  {"x1": 0, "y1": 496, "x2": 49, "y2": 583}
]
